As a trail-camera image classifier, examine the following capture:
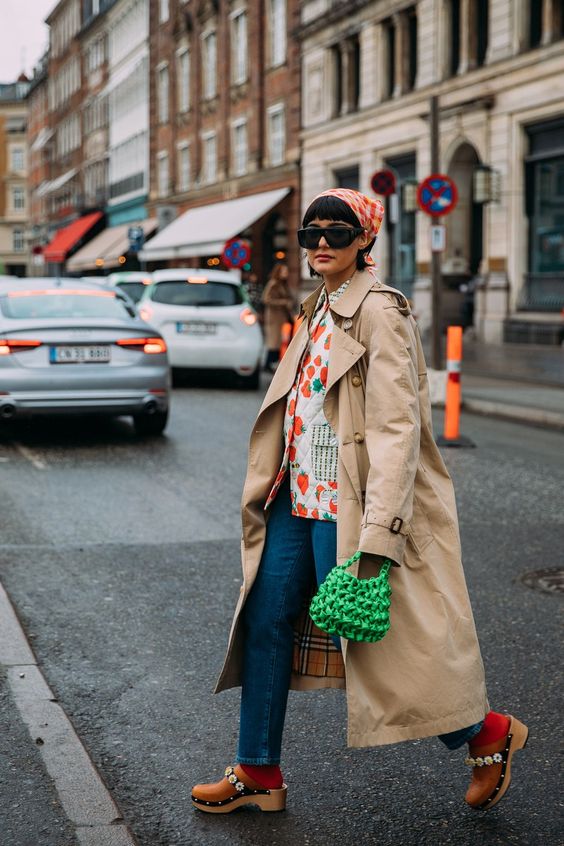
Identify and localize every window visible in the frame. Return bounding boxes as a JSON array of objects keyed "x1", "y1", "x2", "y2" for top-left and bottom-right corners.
[
  {"x1": 267, "y1": 105, "x2": 285, "y2": 166},
  {"x1": 203, "y1": 133, "x2": 217, "y2": 183},
  {"x1": 385, "y1": 154, "x2": 417, "y2": 298},
  {"x1": 177, "y1": 49, "x2": 190, "y2": 112},
  {"x1": 203, "y1": 32, "x2": 217, "y2": 99},
  {"x1": 157, "y1": 152, "x2": 169, "y2": 197},
  {"x1": 407, "y1": 8, "x2": 417, "y2": 91},
  {"x1": 11, "y1": 147, "x2": 24, "y2": 172},
  {"x1": 269, "y1": 0, "x2": 286, "y2": 67},
  {"x1": 529, "y1": 0, "x2": 543, "y2": 48},
  {"x1": 474, "y1": 0, "x2": 488, "y2": 67},
  {"x1": 232, "y1": 120, "x2": 248, "y2": 176},
  {"x1": 177, "y1": 143, "x2": 191, "y2": 191},
  {"x1": 383, "y1": 18, "x2": 395, "y2": 98},
  {"x1": 160, "y1": 0, "x2": 169, "y2": 22},
  {"x1": 231, "y1": 11, "x2": 247, "y2": 85},
  {"x1": 449, "y1": 0, "x2": 461, "y2": 76},
  {"x1": 158, "y1": 64, "x2": 169, "y2": 123},
  {"x1": 151, "y1": 280, "x2": 244, "y2": 307},
  {"x1": 524, "y1": 119, "x2": 564, "y2": 310},
  {"x1": 334, "y1": 166, "x2": 359, "y2": 190},
  {"x1": 12, "y1": 186, "x2": 25, "y2": 211},
  {"x1": 13, "y1": 229, "x2": 25, "y2": 253}
]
